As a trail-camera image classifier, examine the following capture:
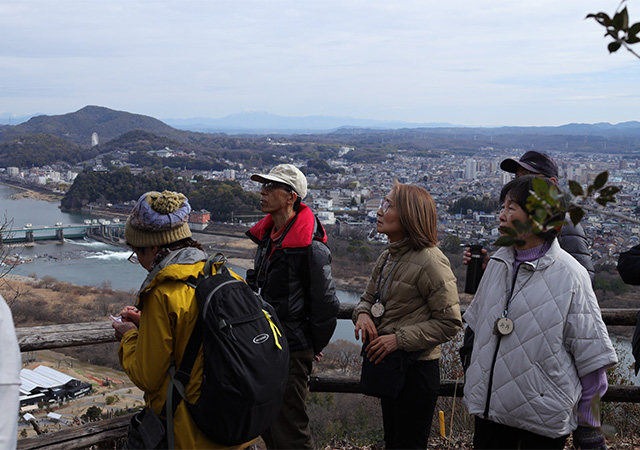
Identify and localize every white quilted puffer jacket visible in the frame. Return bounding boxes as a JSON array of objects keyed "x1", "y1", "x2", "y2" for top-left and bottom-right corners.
[{"x1": 463, "y1": 239, "x2": 618, "y2": 438}]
